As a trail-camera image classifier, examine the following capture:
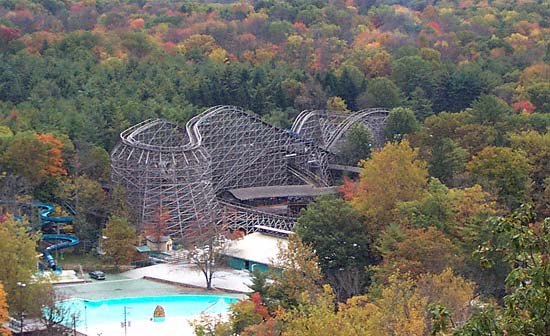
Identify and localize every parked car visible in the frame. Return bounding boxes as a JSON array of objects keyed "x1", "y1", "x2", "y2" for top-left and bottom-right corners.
[{"x1": 88, "y1": 270, "x2": 105, "y2": 280}]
